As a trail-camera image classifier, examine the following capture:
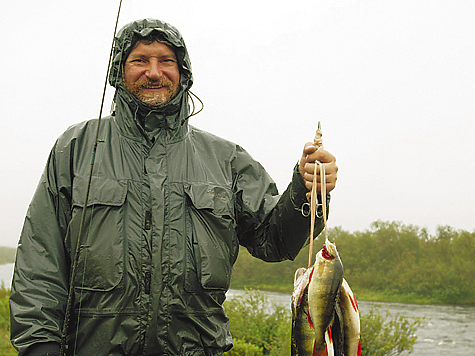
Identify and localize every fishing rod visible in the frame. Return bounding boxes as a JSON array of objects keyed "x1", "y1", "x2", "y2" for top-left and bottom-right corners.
[{"x1": 59, "y1": 1, "x2": 123, "y2": 354}]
